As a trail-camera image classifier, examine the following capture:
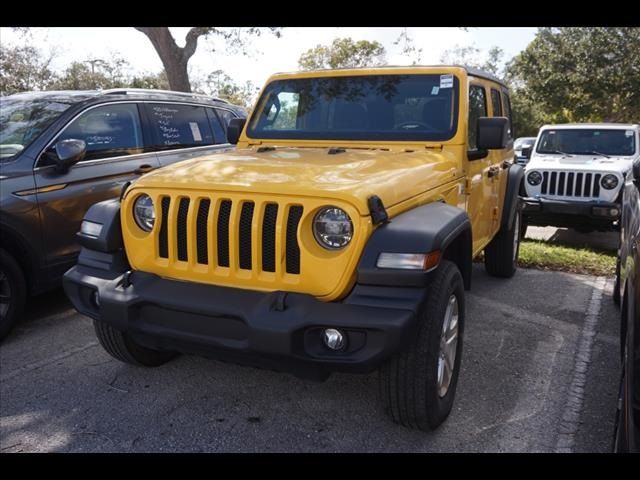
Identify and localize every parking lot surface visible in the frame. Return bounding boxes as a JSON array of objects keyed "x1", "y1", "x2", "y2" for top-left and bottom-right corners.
[{"x1": 0, "y1": 263, "x2": 620, "y2": 453}]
